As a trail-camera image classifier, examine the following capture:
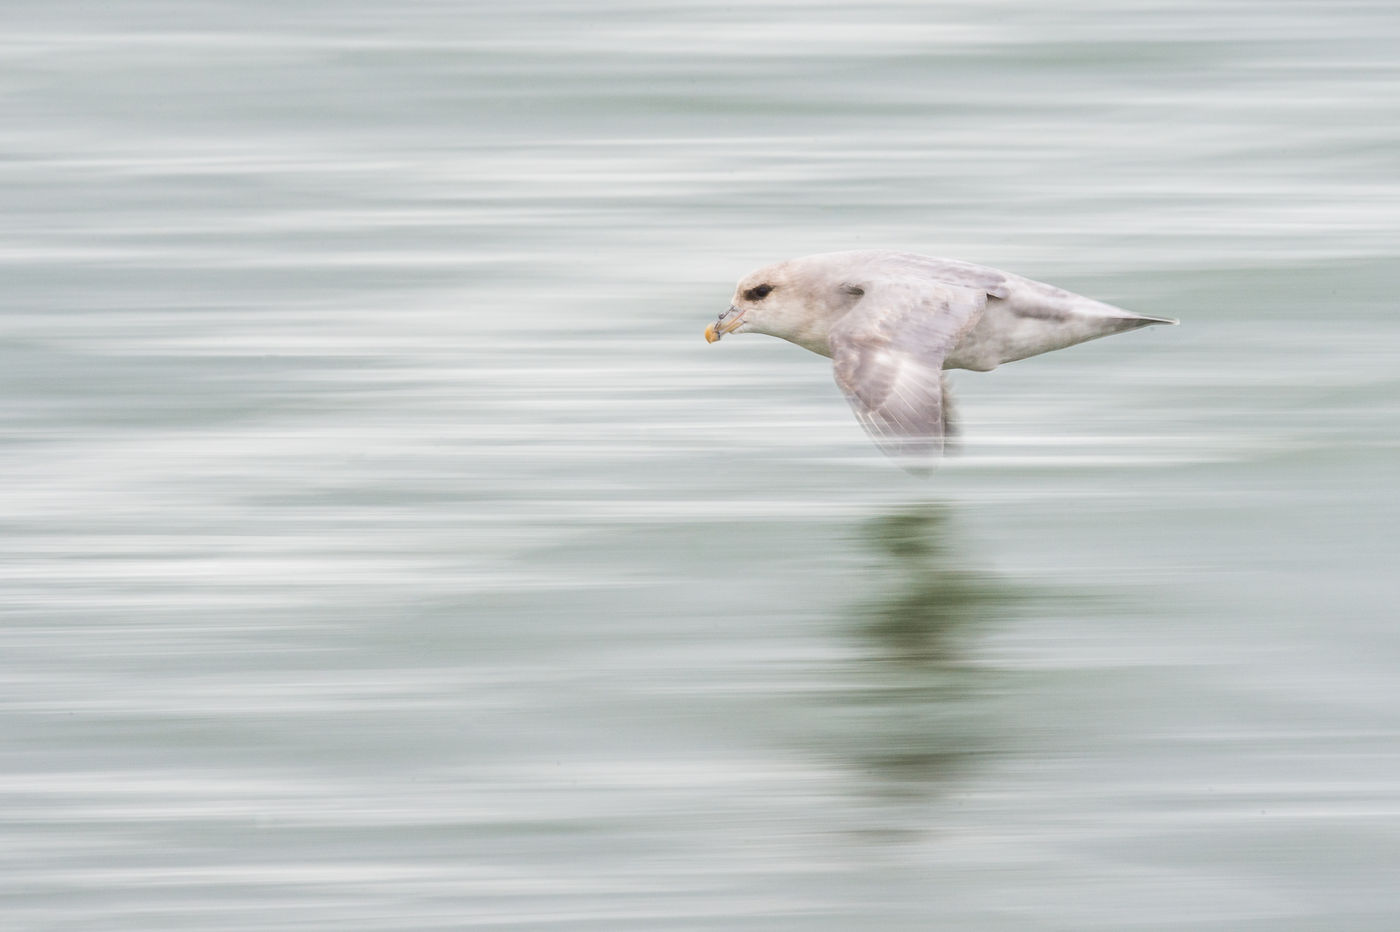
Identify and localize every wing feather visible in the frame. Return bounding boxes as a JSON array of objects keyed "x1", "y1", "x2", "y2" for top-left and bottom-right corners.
[{"x1": 829, "y1": 278, "x2": 986, "y2": 465}]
